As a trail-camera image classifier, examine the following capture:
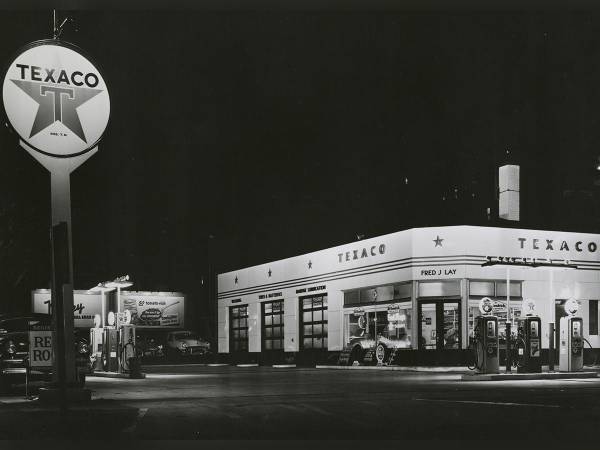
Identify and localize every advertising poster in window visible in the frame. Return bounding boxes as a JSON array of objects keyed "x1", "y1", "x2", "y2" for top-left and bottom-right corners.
[
  {"x1": 120, "y1": 293, "x2": 185, "y2": 328},
  {"x1": 32, "y1": 290, "x2": 102, "y2": 328}
]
